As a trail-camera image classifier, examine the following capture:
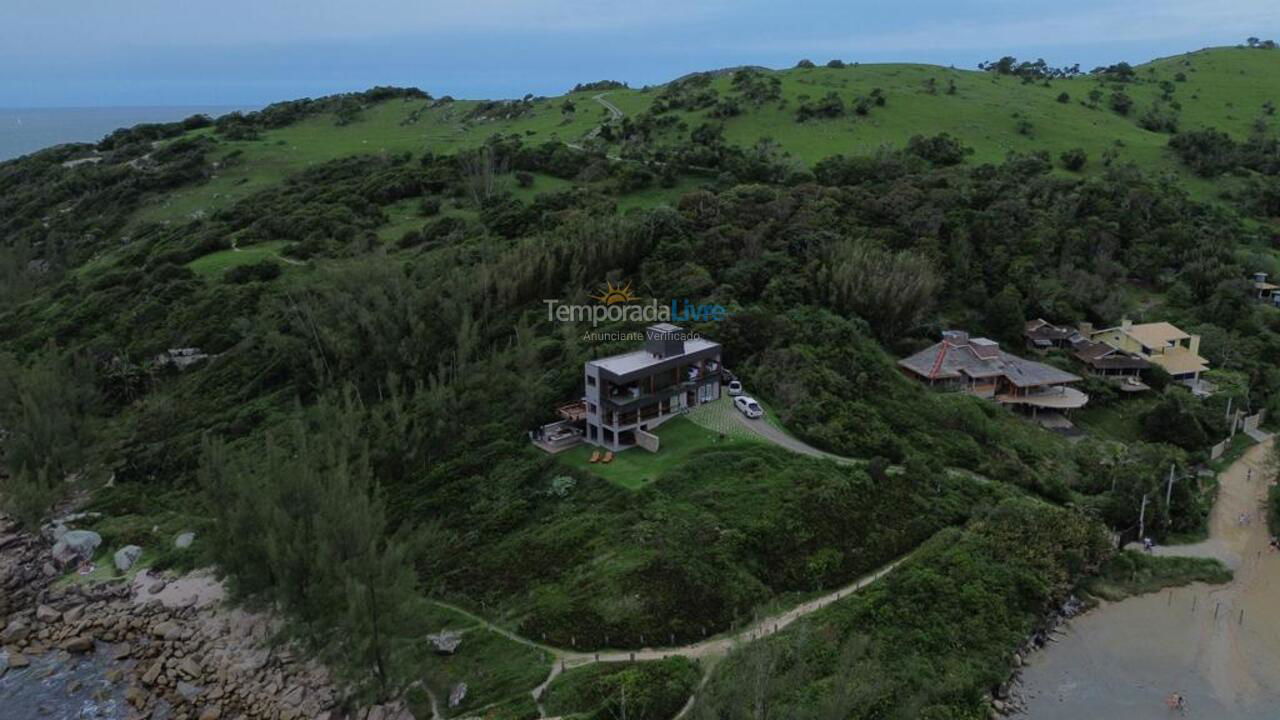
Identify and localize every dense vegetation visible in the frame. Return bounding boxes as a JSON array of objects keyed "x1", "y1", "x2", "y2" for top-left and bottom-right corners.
[
  {"x1": 689, "y1": 499, "x2": 1111, "y2": 719},
  {"x1": 2, "y1": 43, "x2": 1275, "y2": 716},
  {"x1": 543, "y1": 658, "x2": 701, "y2": 720}
]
